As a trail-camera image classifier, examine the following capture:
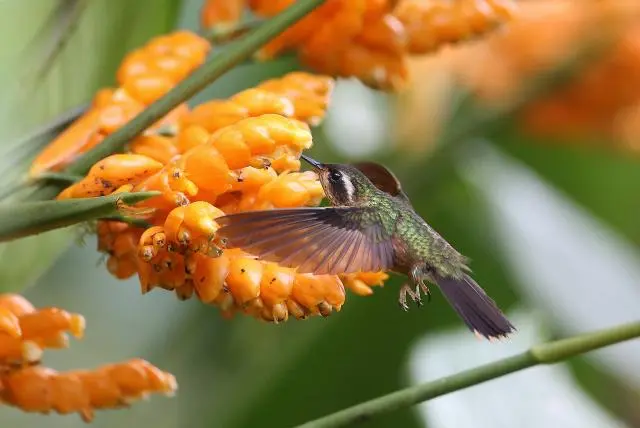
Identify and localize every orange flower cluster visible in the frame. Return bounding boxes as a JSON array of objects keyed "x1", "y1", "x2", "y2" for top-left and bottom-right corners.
[
  {"x1": 199, "y1": 0, "x2": 517, "y2": 90},
  {"x1": 29, "y1": 30, "x2": 211, "y2": 177},
  {"x1": 393, "y1": 1, "x2": 640, "y2": 153},
  {"x1": 46, "y1": 71, "x2": 389, "y2": 323},
  {"x1": 0, "y1": 294, "x2": 176, "y2": 422},
  {"x1": 521, "y1": 23, "x2": 640, "y2": 148},
  {"x1": 0, "y1": 294, "x2": 85, "y2": 366},
  {"x1": 445, "y1": 1, "x2": 640, "y2": 146},
  {"x1": 446, "y1": 2, "x2": 595, "y2": 105},
  {"x1": 394, "y1": 0, "x2": 516, "y2": 55}
]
